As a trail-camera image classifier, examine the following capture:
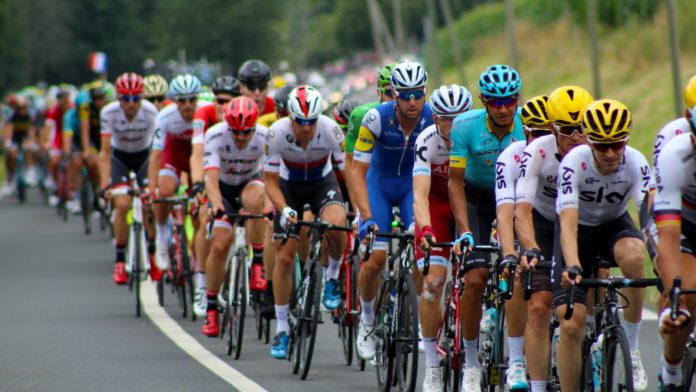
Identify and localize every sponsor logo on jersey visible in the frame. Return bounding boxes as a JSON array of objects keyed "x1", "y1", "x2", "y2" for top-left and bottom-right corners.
[
  {"x1": 578, "y1": 187, "x2": 630, "y2": 204},
  {"x1": 585, "y1": 177, "x2": 599, "y2": 185},
  {"x1": 416, "y1": 146, "x2": 428, "y2": 162},
  {"x1": 561, "y1": 166, "x2": 575, "y2": 195},
  {"x1": 495, "y1": 161, "x2": 506, "y2": 189},
  {"x1": 450, "y1": 156, "x2": 466, "y2": 169},
  {"x1": 539, "y1": 149, "x2": 546, "y2": 159},
  {"x1": 355, "y1": 128, "x2": 375, "y2": 151}
]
